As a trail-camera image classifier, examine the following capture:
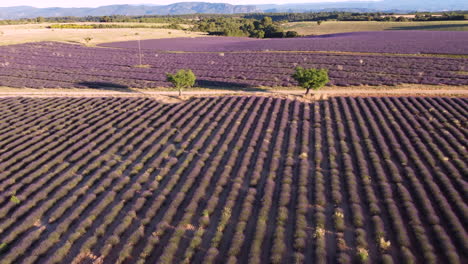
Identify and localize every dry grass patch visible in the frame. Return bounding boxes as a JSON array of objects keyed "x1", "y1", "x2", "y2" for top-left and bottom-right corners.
[
  {"x1": 133, "y1": 64, "x2": 152, "y2": 68},
  {"x1": 0, "y1": 23, "x2": 205, "y2": 46},
  {"x1": 284, "y1": 21, "x2": 468, "y2": 36}
]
